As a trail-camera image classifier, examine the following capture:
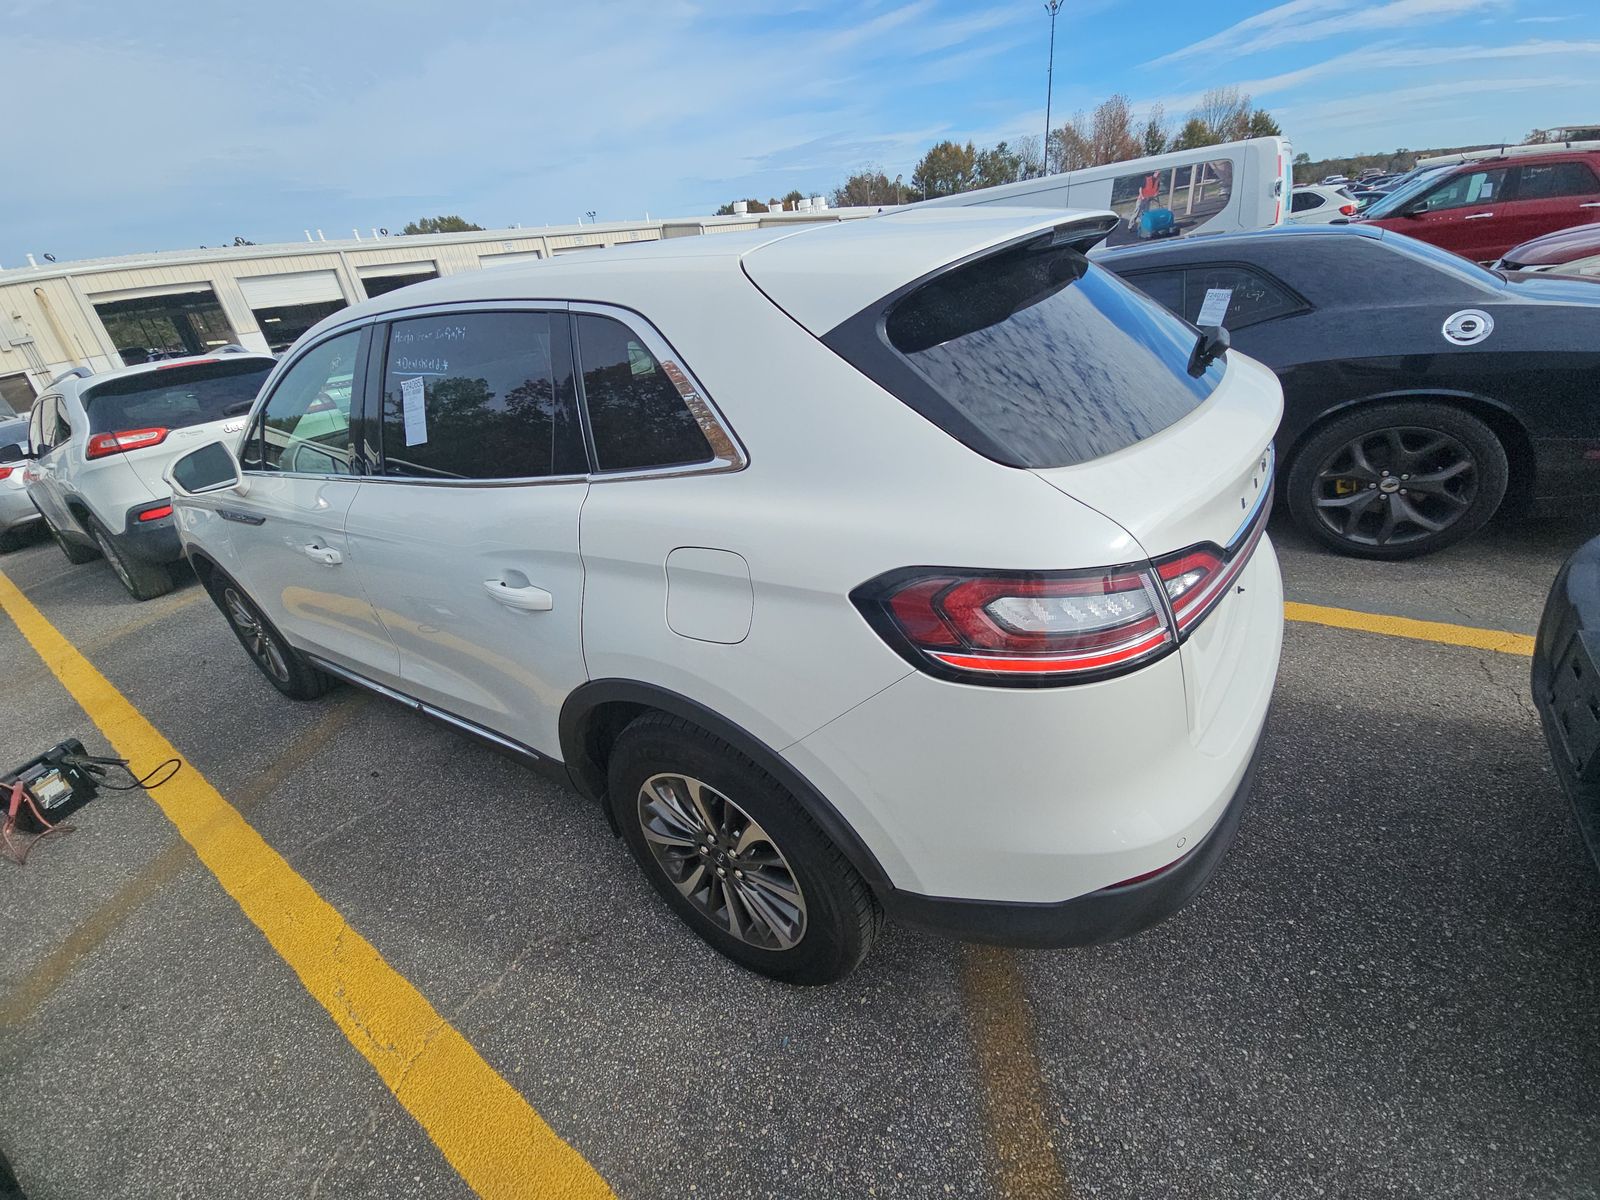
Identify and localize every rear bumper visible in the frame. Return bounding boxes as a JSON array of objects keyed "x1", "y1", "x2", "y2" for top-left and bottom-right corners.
[
  {"x1": 882, "y1": 729, "x2": 1264, "y2": 947},
  {"x1": 1531, "y1": 536, "x2": 1600, "y2": 872},
  {"x1": 118, "y1": 500, "x2": 182, "y2": 564}
]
